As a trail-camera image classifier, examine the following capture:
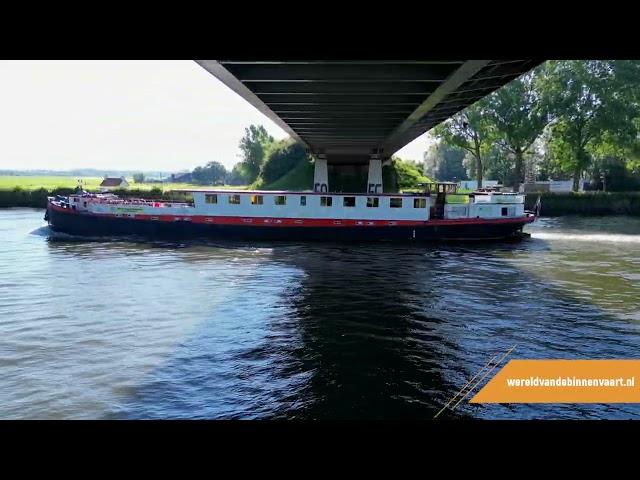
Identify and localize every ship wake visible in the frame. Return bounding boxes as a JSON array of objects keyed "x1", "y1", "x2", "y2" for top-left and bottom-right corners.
[{"x1": 531, "y1": 232, "x2": 640, "y2": 244}]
